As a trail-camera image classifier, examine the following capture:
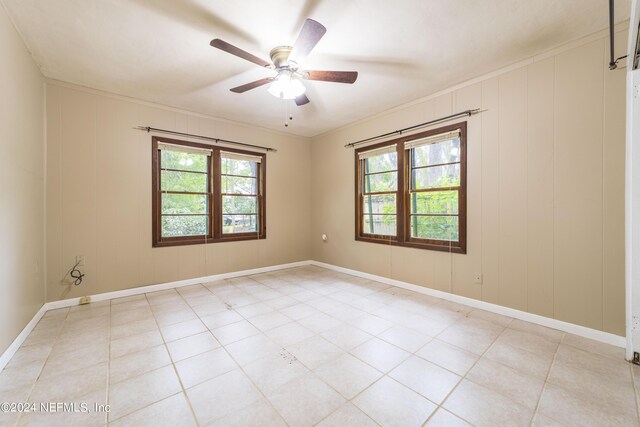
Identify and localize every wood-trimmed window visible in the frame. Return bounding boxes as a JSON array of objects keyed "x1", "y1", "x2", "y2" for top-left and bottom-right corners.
[
  {"x1": 152, "y1": 137, "x2": 266, "y2": 247},
  {"x1": 355, "y1": 122, "x2": 466, "y2": 253}
]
